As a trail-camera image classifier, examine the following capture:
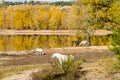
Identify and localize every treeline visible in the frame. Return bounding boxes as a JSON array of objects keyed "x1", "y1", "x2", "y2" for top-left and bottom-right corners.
[
  {"x1": 0, "y1": 5, "x2": 69, "y2": 30},
  {"x1": 0, "y1": 1, "x2": 73, "y2": 7},
  {"x1": 67, "y1": 0, "x2": 120, "y2": 30},
  {"x1": 50, "y1": 1, "x2": 73, "y2": 6},
  {"x1": 0, "y1": 0, "x2": 120, "y2": 30}
]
